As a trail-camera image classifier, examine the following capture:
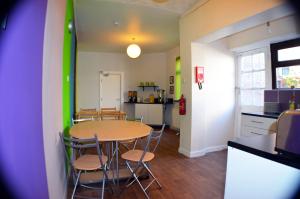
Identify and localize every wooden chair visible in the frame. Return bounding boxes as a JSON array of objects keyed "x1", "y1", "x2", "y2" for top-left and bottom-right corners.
[
  {"x1": 100, "y1": 107, "x2": 116, "y2": 112},
  {"x1": 121, "y1": 124, "x2": 165, "y2": 199},
  {"x1": 100, "y1": 107, "x2": 119, "y2": 120},
  {"x1": 80, "y1": 108, "x2": 97, "y2": 112},
  {"x1": 60, "y1": 133, "x2": 110, "y2": 199},
  {"x1": 77, "y1": 108, "x2": 98, "y2": 120}
]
